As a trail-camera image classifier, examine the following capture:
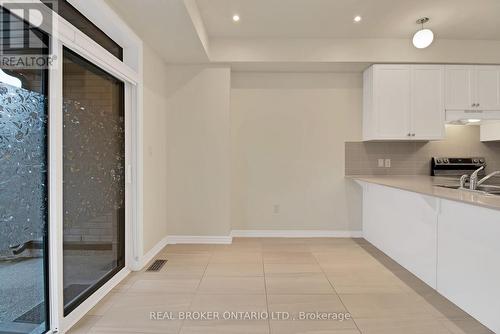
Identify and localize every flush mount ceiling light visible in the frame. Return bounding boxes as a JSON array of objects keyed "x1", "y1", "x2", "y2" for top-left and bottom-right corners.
[
  {"x1": 353, "y1": 15, "x2": 362, "y2": 23},
  {"x1": 412, "y1": 17, "x2": 434, "y2": 49},
  {"x1": 232, "y1": 14, "x2": 240, "y2": 22}
]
